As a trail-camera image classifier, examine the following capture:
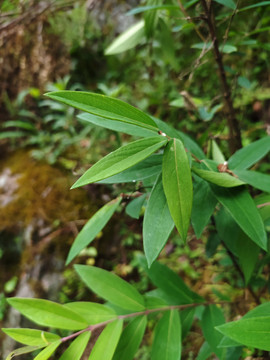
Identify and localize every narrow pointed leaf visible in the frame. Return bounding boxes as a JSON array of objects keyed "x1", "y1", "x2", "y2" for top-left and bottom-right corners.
[
  {"x1": 143, "y1": 174, "x2": 174, "y2": 266},
  {"x1": 66, "y1": 197, "x2": 122, "y2": 264},
  {"x1": 7, "y1": 298, "x2": 88, "y2": 330},
  {"x1": 228, "y1": 137, "x2": 270, "y2": 170},
  {"x1": 78, "y1": 113, "x2": 156, "y2": 137},
  {"x1": 126, "y1": 194, "x2": 146, "y2": 219},
  {"x1": 99, "y1": 154, "x2": 162, "y2": 184},
  {"x1": 211, "y1": 186, "x2": 267, "y2": 250},
  {"x1": 64, "y1": 302, "x2": 116, "y2": 324},
  {"x1": 216, "y1": 317, "x2": 270, "y2": 351},
  {"x1": 46, "y1": 91, "x2": 158, "y2": 132},
  {"x1": 34, "y1": 341, "x2": 61, "y2": 360},
  {"x1": 113, "y1": 316, "x2": 147, "y2": 360},
  {"x1": 191, "y1": 178, "x2": 217, "y2": 238},
  {"x1": 72, "y1": 136, "x2": 167, "y2": 188},
  {"x1": 59, "y1": 332, "x2": 91, "y2": 360},
  {"x1": 212, "y1": 140, "x2": 226, "y2": 163},
  {"x1": 5, "y1": 346, "x2": 44, "y2": 360},
  {"x1": 213, "y1": 0, "x2": 236, "y2": 9},
  {"x1": 151, "y1": 310, "x2": 181, "y2": 360},
  {"x1": 233, "y1": 169, "x2": 270, "y2": 193},
  {"x1": 197, "y1": 342, "x2": 212, "y2": 360},
  {"x1": 192, "y1": 166, "x2": 245, "y2": 187},
  {"x1": 243, "y1": 302, "x2": 270, "y2": 319},
  {"x1": 201, "y1": 305, "x2": 226, "y2": 359},
  {"x1": 88, "y1": 320, "x2": 123, "y2": 360},
  {"x1": 105, "y1": 20, "x2": 145, "y2": 55},
  {"x1": 75, "y1": 265, "x2": 145, "y2": 311},
  {"x1": 2, "y1": 328, "x2": 60, "y2": 346},
  {"x1": 162, "y1": 138, "x2": 193, "y2": 241}
]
